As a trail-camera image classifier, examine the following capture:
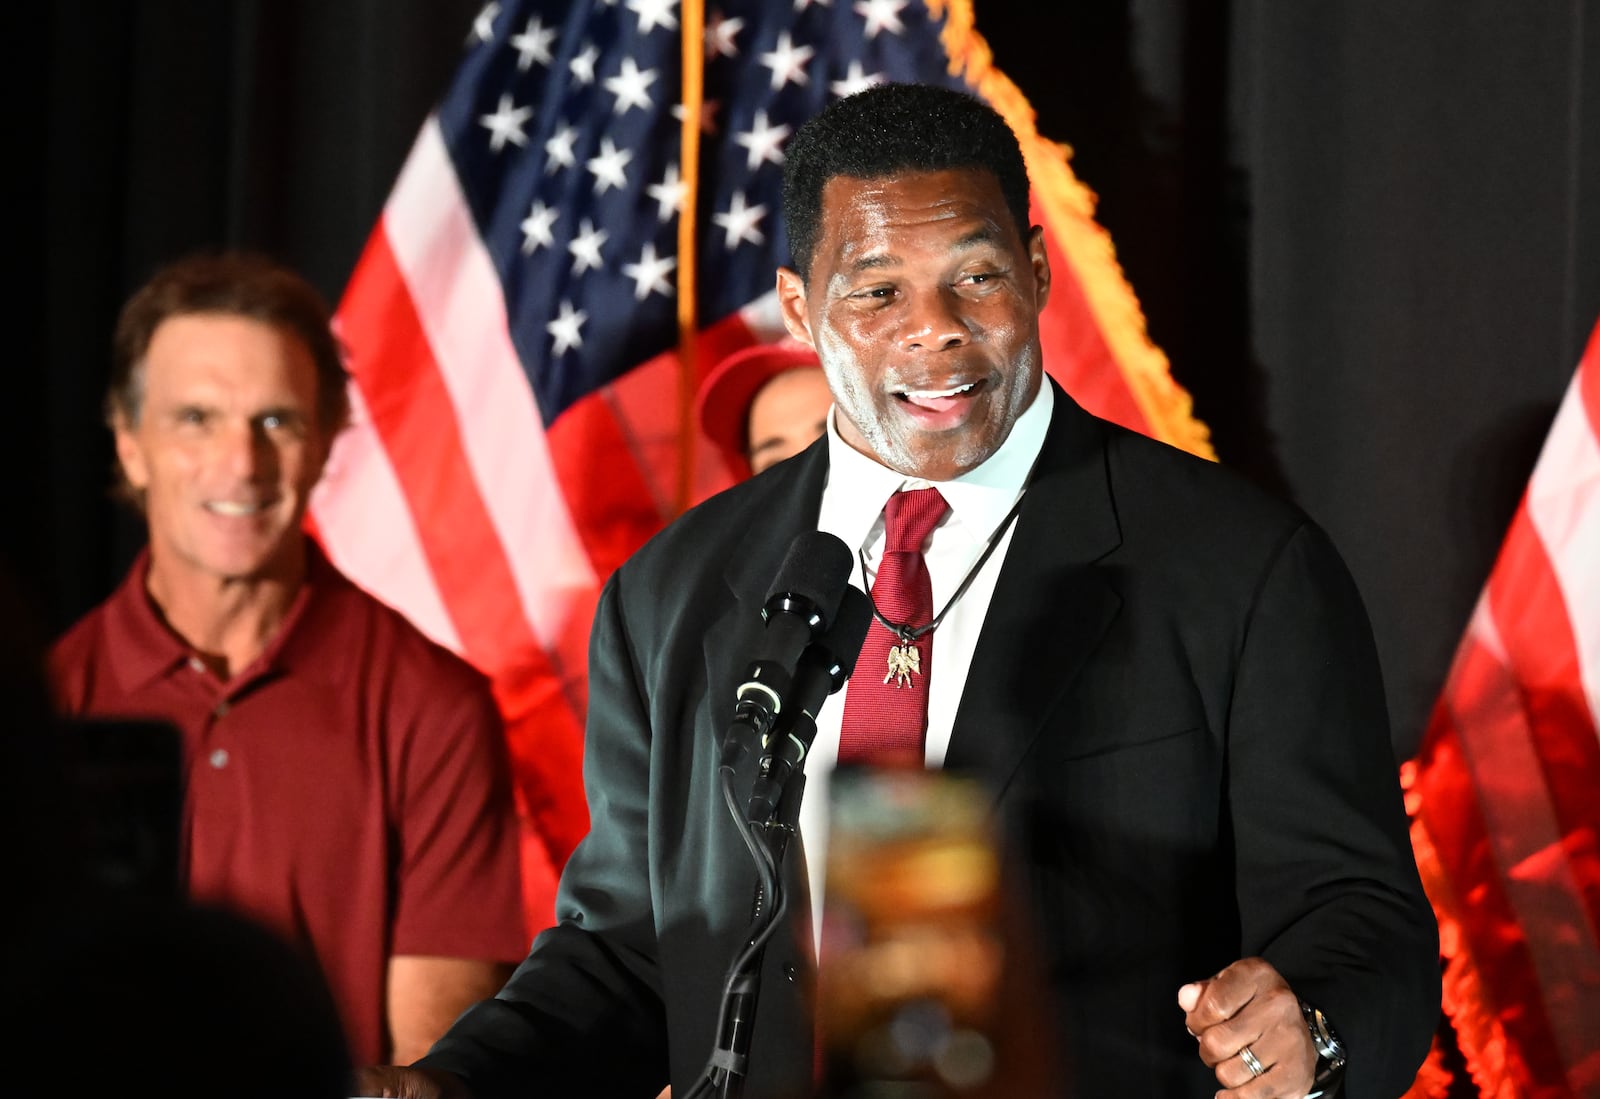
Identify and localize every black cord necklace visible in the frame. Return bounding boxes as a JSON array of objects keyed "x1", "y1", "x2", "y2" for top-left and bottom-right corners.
[{"x1": 859, "y1": 490, "x2": 1027, "y2": 687}]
